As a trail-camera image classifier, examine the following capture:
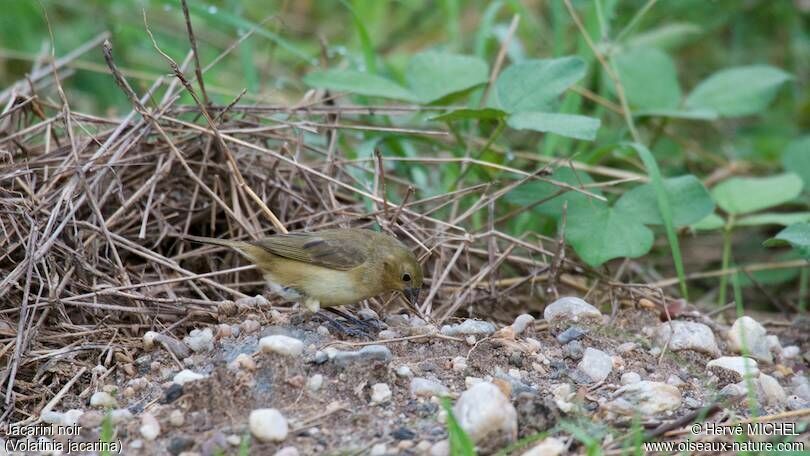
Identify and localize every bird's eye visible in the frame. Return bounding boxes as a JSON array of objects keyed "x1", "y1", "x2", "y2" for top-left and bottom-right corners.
[{"x1": 402, "y1": 273, "x2": 412, "y2": 282}]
